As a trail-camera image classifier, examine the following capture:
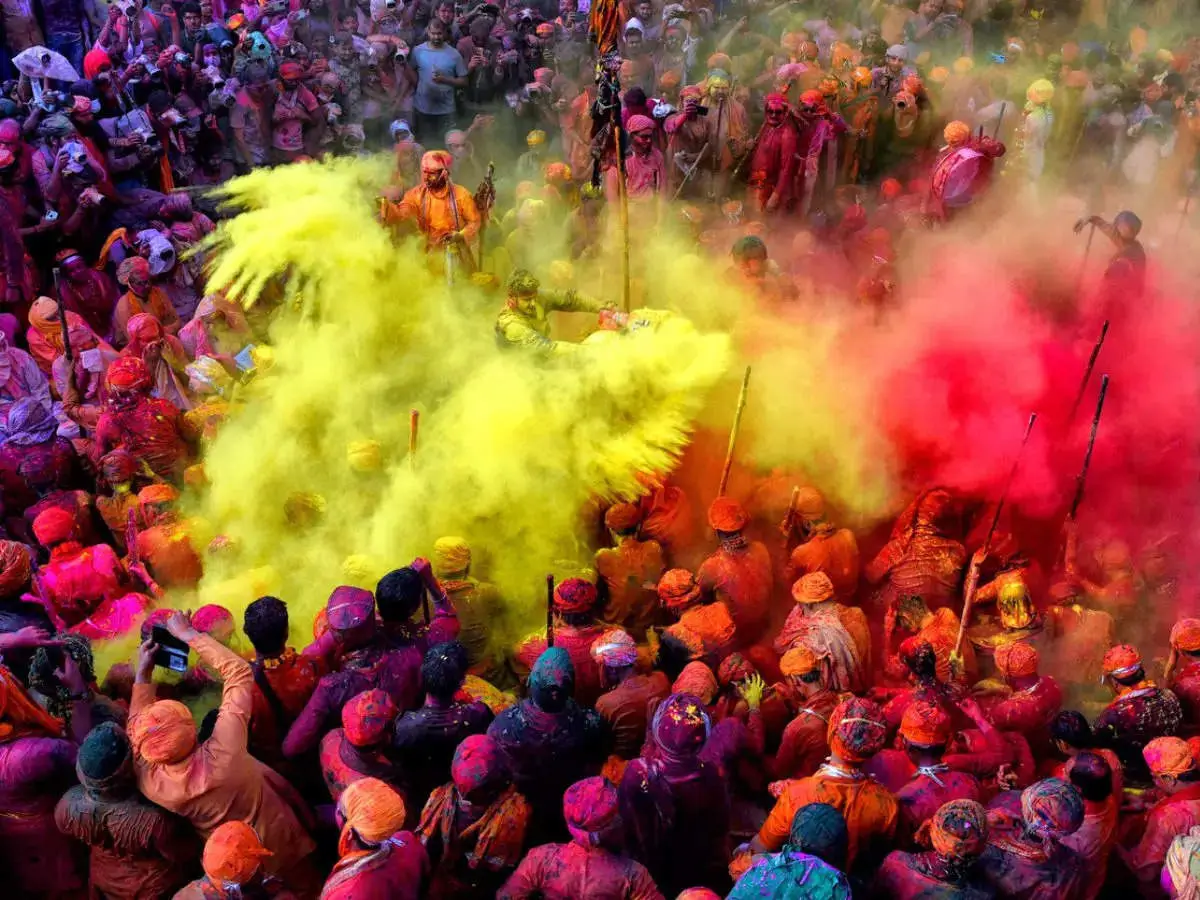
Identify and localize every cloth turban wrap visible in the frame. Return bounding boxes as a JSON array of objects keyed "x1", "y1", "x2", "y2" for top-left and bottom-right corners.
[
  {"x1": 5, "y1": 397, "x2": 58, "y2": 446},
  {"x1": 765, "y1": 92, "x2": 789, "y2": 111},
  {"x1": 279, "y1": 61, "x2": 303, "y2": 79},
  {"x1": 343, "y1": 689, "x2": 398, "y2": 747},
  {"x1": 1021, "y1": 777, "x2": 1084, "y2": 838},
  {"x1": 886, "y1": 43, "x2": 908, "y2": 59},
  {"x1": 718, "y1": 652, "x2": 756, "y2": 685},
  {"x1": 652, "y1": 692, "x2": 711, "y2": 757},
  {"x1": 33, "y1": 507, "x2": 76, "y2": 547},
  {"x1": 526, "y1": 129, "x2": 547, "y2": 147},
  {"x1": 117, "y1": 256, "x2": 151, "y2": 286},
  {"x1": 944, "y1": 120, "x2": 971, "y2": 143},
  {"x1": 451, "y1": 733, "x2": 507, "y2": 796},
  {"x1": 192, "y1": 604, "x2": 233, "y2": 637},
  {"x1": 707, "y1": 497, "x2": 747, "y2": 532},
  {"x1": 326, "y1": 585, "x2": 375, "y2": 631},
  {"x1": 1173, "y1": 619, "x2": 1200, "y2": 653},
  {"x1": 793, "y1": 572, "x2": 835, "y2": 604},
  {"x1": 930, "y1": 799, "x2": 988, "y2": 859},
  {"x1": 1145, "y1": 736, "x2": 1196, "y2": 777},
  {"x1": 799, "y1": 89, "x2": 824, "y2": 107},
  {"x1": 901, "y1": 700, "x2": 951, "y2": 746},
  {"x1": 530, "y1": 647, "x2": 574, "y2": 707},
  {"x1": 433, "y1": 536, "x2": 471, "y2": 575},
  {"x1": 421, "y1": 150, "x2": 452, "y2": 171},
  {"x1": 159, "y1": 192, "x2": 193, "y2": 220},
  {"x1": 1027, "y1": 78, "x2": 1055, "y2": 103},
  {"x1": 339, "y1": 777, "x2": 406, "y2": 855},
  {"x1": 995, "y1": 641, "x2": 1039, "y2": 678},
  {"x1": 672, "y1": 661, "x2": 717, "y2": 704},
  {"x1": 106, "y1": 356, "x2": 152, "y2": 393},
  {"x1": 0, "y1": 540, "x2": 31, "y2": 595},
  {"x1": 563, "y1": 776, "x2": 619, "y2": 847},
  {"x1": 626, "y1": 114, "x2": 655, "y2": 134},
  {"x1": 680, "y1": 85, "x2": 702, "y2": 101},
  {"x1": 590, "y1": 629, "x2": 638, "y2": 668},
  {"x1": 604, "y1": 502, "x2": 642, "y2": 532},
  {"x1": 554, "y1": 577, "x2": 597, "y2": 615},
  {"x1": 658, "y1": 568, "x2": 700, "y2": 610},
  {"x1": 792, "y1": 486, "x2": 826, "y2": 520},
  {"x1": 789, "y1": 801, "x2": 848, "y2": 863},
  {"x1": 84, "y1": 48, "x2": 113, "y2": 79},
  {"x1": 780, "y1": 644, "x2": 820, "y2": 677},
  {"x1": 827, "y1": 697, "x2": 886, "y2": 763},
  {"x1": 138, "y1": 484, "x2": 179, "y2": 508},
  {"x1": 203, "y1": 821, "x2": 273, "y2": 886},
  {"x1": 1103, "y1": 644, "x2": 1142, "y2": 678},
  {"x1": 130, "y1": 699, "x2": 197, "y2": 764}
]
